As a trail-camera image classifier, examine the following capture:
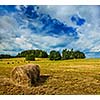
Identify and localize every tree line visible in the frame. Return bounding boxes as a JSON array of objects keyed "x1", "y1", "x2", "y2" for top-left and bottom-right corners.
[
  {"x1": 16, "y1": 50, "x2": 48, "y2": 58},
  {"x1": 0, "y1": 54, "x2": 12, "y2": 59},
  {"x1": 0, "y1": 49, "x2": 85, "y2": 60},
  {"x1": 49, "y1": 49, "x2": 85, "y2": 60}
]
